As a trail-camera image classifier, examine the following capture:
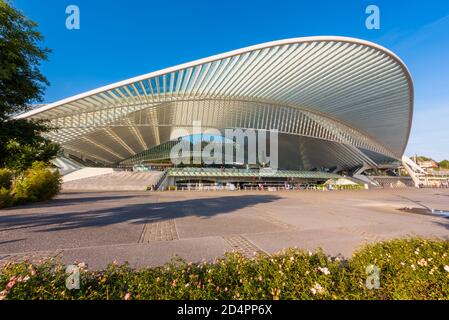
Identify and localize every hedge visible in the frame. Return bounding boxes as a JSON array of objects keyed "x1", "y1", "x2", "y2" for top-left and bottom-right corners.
[{"x1": 1, "y1": 238, "x2": 448, "y2": 300}]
